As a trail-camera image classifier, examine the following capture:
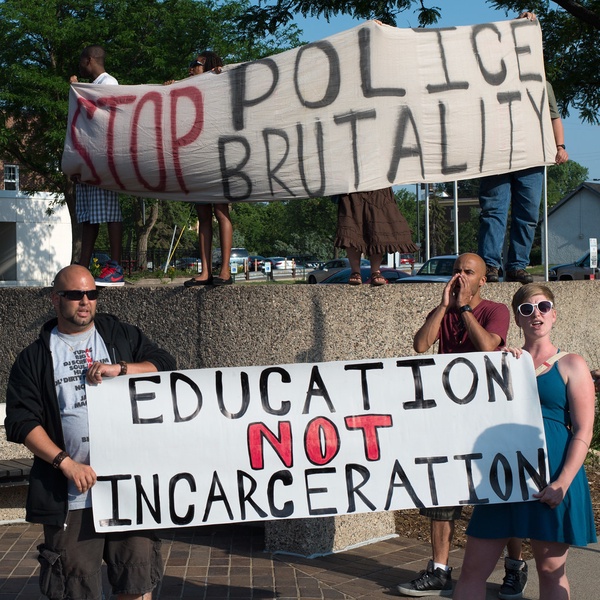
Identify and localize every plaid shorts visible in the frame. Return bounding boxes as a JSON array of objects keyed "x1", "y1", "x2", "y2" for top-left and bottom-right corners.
[{"x1": 76, "y1": 183, "x2": 122, "y2": 224}]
